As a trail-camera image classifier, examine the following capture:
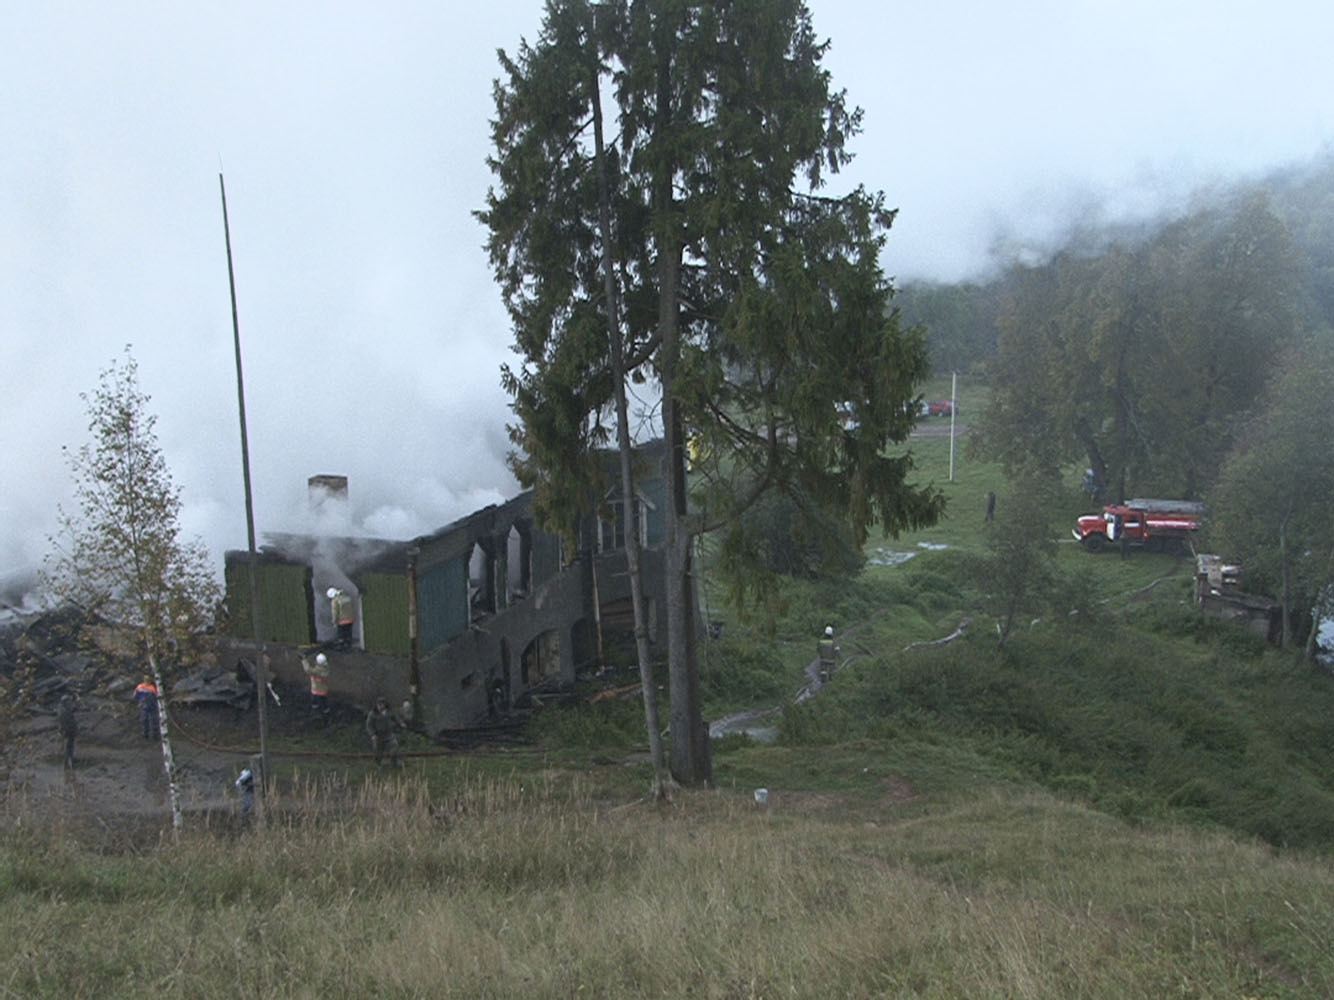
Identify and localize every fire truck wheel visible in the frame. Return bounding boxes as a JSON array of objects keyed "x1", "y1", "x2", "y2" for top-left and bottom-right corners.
[{"x1": 1082, "y1": 533, "x2": 1105, "y2": 553}]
